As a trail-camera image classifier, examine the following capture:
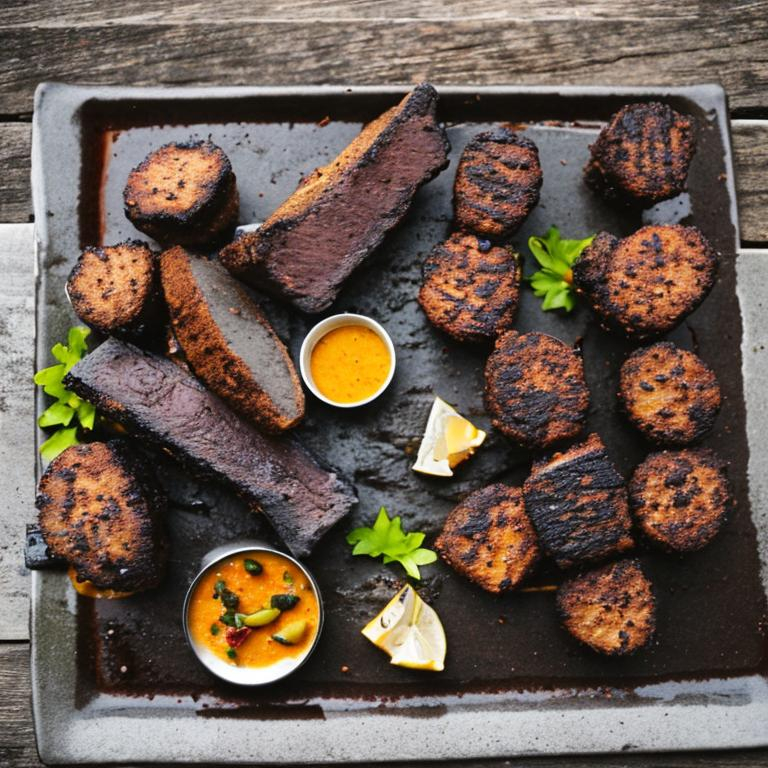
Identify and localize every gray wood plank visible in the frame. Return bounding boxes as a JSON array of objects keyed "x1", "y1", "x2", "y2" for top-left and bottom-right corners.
[{"x1": 0, "y1": 124, "x2": 31, "y2": 225}]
